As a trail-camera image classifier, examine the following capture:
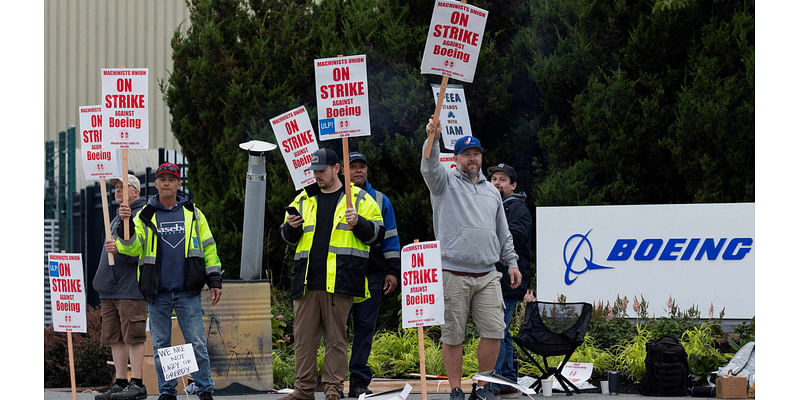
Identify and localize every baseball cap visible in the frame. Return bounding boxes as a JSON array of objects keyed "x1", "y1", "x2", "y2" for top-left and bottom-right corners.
[
  {"x1": 155, "y1": 162, "x2": 181, "y2": 179},
  {"x1": 349, "y1": 151, "x2": 368, "y2": 164},
  {"x1": 306, "y1": 148, "x2": 339, "y2": 171},
  {"x1": 110, "y1": 174, "x2": 141, "y2": 191},
  {"x1": 454, "y1": 136, "x2": 483, "y2": 155},
  {"x1": 487, "y1": 163, "x2": 518, "y2": 183}
]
